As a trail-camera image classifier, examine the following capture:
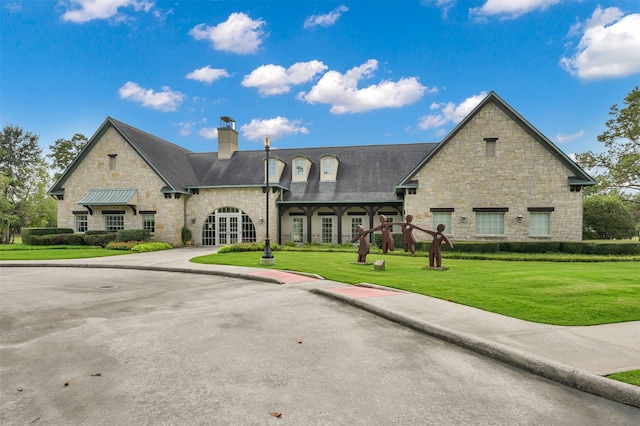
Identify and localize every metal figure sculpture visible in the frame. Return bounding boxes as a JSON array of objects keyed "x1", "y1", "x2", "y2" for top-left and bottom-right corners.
[
  {"x1": 424, "y1": 223, "x2": 454, "y2": 268},
  {"x1": 393, "y1": 214, "x2": 421, "y2": 255},
  {"x1": 369, "y1": 214, "x2": 395, "y2": 254},
  {"x1": 350, "y1": 224, "x2": 372, "y2": 263}
]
